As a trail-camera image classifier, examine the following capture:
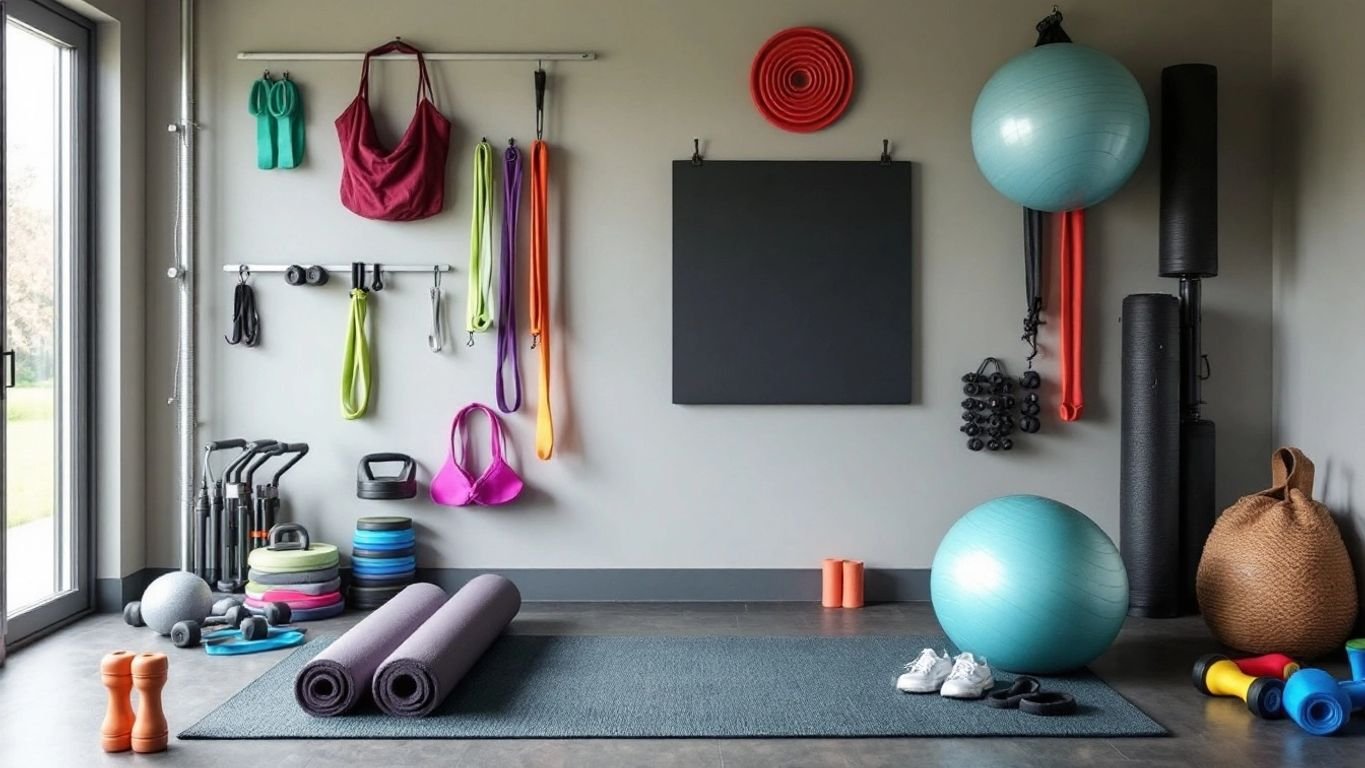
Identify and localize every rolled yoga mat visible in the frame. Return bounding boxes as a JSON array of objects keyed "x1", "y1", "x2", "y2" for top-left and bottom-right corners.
[
  {"x1": 249, "y1": 566, "x2": 340, "y2": 586},
  {"x1": 1159, "y1": 63, "x2": 1218, "y2": 279},
  {"x1": 1179, "y1": 419, "x2": 1217, "y2": 614},
  {"x1": 1120, "y1": 294, "x2": 1182, "y2": 618},
  {"x1": 294, "y1": 582, "x2": 449, "y2": 717},
  {"x1": 372, "y1": 574, "x2": 521, "y2": 717}
]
